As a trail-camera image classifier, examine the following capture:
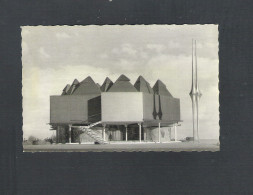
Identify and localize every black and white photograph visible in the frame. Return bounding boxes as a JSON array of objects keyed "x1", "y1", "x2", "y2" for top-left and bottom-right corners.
[
  {"x1": 22, "y1": 25, "x2": 219, "y2": 152},
  {"x1": 2, "y1": 1, "x2": 253, "y2": 194}
]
